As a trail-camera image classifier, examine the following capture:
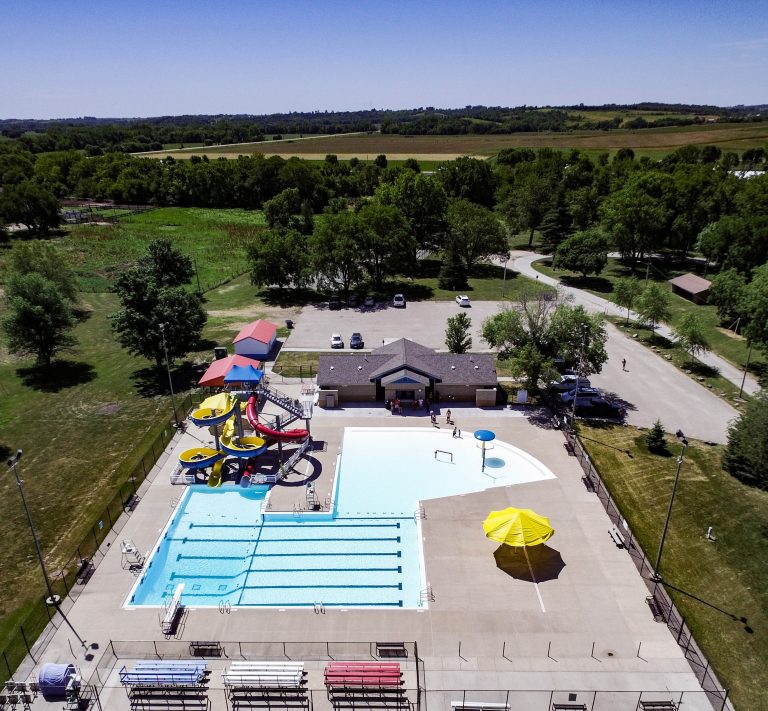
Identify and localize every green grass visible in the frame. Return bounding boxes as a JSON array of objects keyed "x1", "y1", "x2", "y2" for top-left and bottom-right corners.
[
  {"x1": 0, "y1": 207, "x2": 264, "y2": 292},
  {"x1": 0, "y1": 292, "x2": 176, "y2": 645},
  {"x1": 579, "y1": 423, "x2": 768, "y2": 711},
  {"x1": 533, "y1": 257, "x2": 767, "y2": 379}
]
